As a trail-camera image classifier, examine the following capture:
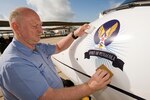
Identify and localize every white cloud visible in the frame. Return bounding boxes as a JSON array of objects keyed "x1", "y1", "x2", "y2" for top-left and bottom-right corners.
[{"x1": 26, "y1": 0, "x2": 74, "y2": 21}]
